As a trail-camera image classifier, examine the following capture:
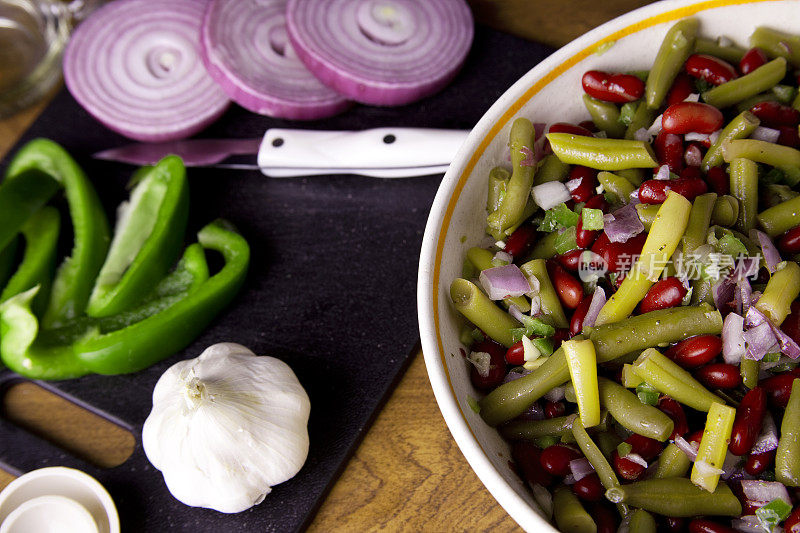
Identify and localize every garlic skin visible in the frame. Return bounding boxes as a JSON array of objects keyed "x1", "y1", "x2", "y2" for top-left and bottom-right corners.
[{"x1": 142, "y1": 343, "x2": 310, "y2": 513}]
